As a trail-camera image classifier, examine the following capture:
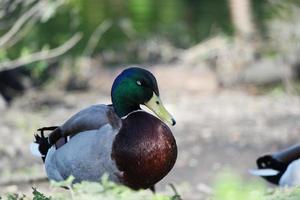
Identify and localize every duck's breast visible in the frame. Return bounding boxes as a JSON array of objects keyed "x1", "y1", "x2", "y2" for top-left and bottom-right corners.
[
  {"x1": 112, "y1": 111, "x2": 177, "y2": 189},
  {"x1": 45, "y1": 124, "x2": 121, "y2": 183}
]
